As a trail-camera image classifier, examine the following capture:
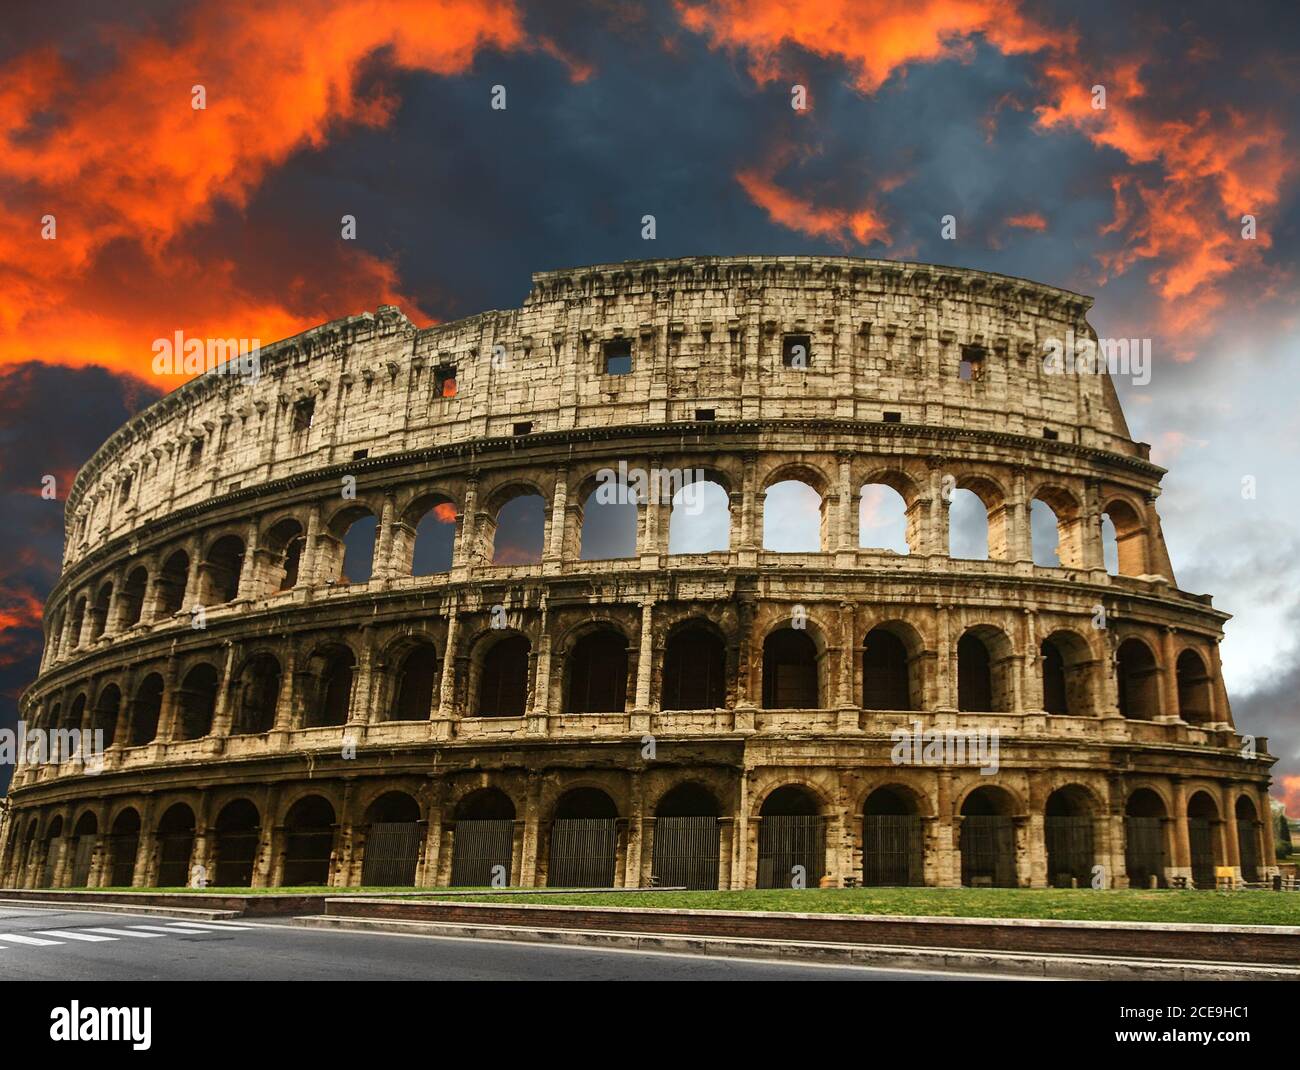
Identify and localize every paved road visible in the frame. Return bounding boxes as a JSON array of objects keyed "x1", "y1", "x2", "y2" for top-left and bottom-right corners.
[{"x1": 0, "y1": 905, "x2": 988, "y2": 981}]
